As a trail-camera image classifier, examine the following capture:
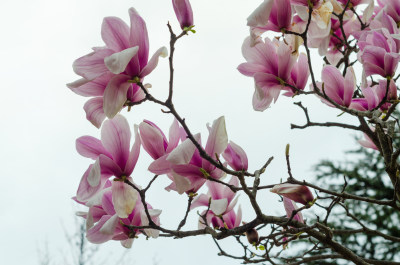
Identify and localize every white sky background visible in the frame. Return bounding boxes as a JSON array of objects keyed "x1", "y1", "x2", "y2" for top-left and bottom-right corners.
[{"x1": 0, "y1": 0, "x2": 361, "y2": 264}]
